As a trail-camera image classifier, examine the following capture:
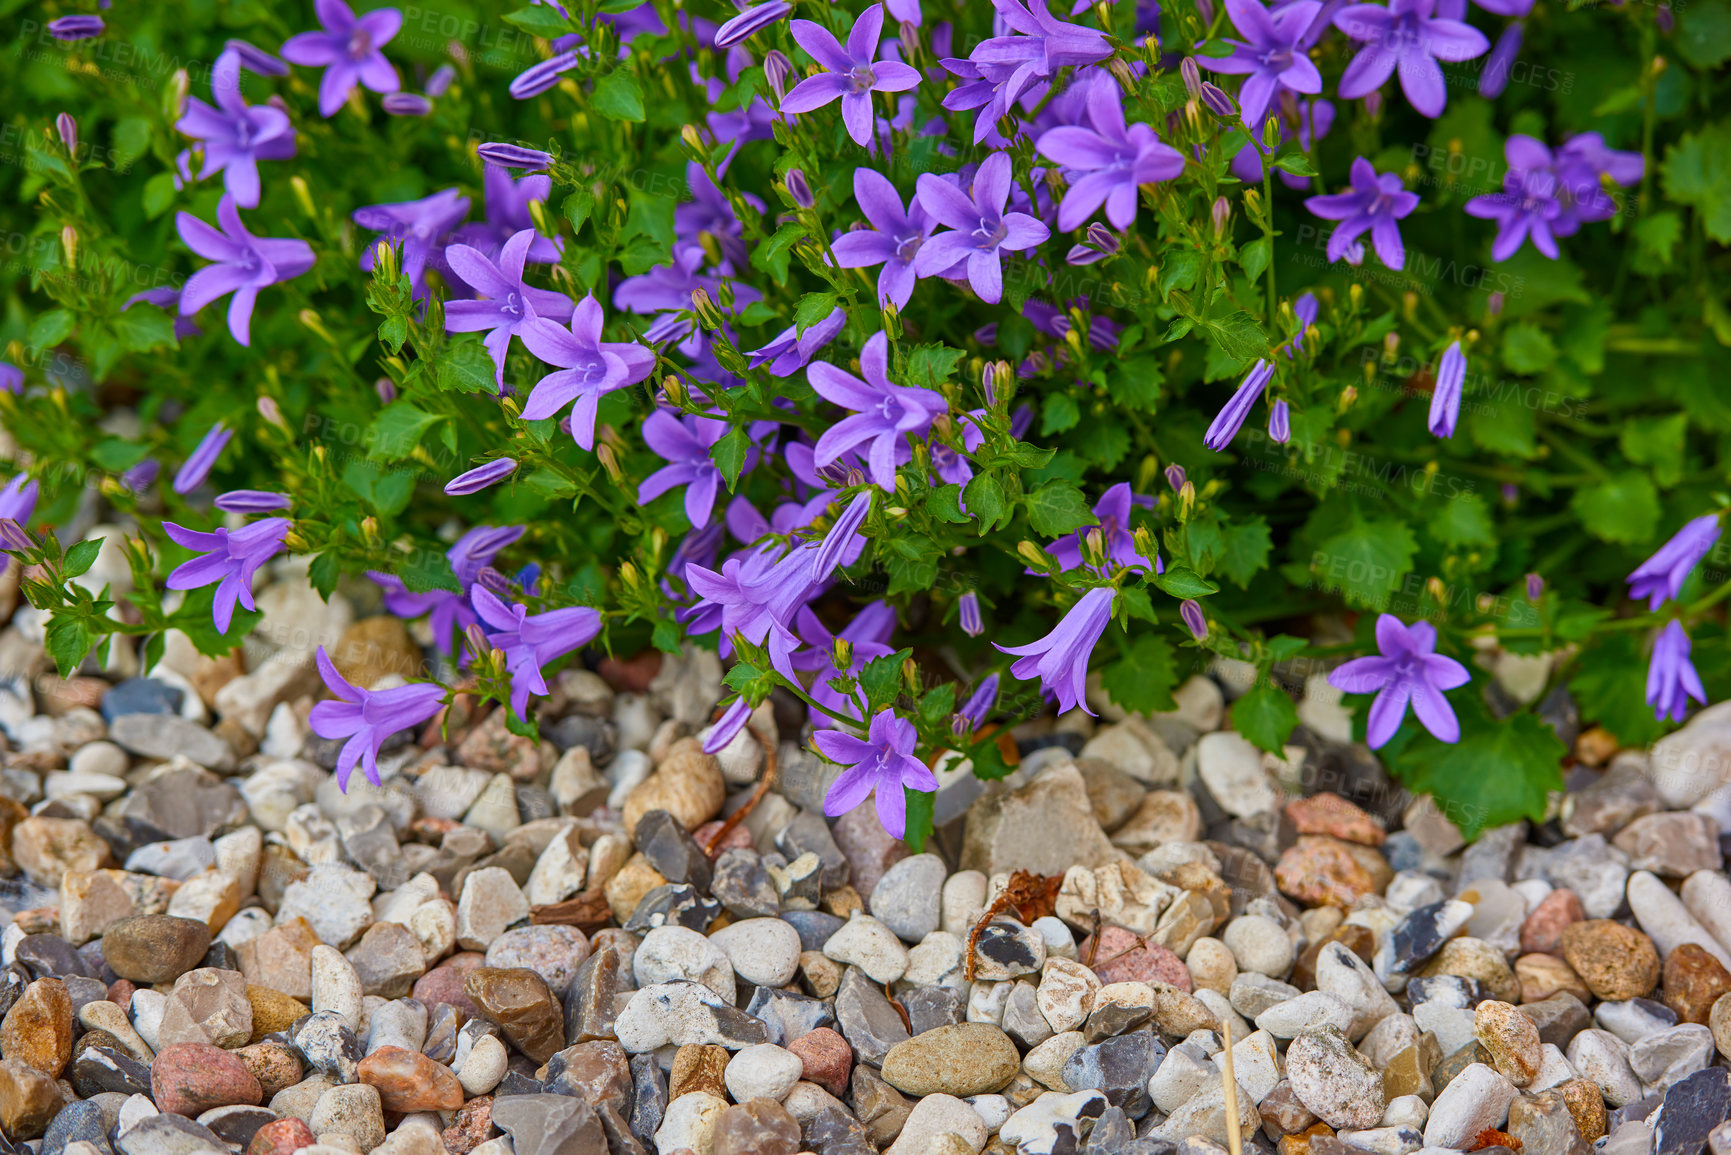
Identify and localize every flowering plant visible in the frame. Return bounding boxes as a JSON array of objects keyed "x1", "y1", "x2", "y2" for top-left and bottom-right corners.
[{"x1": 3, "y1": 0, "x2": 1729, "y2": 843}]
